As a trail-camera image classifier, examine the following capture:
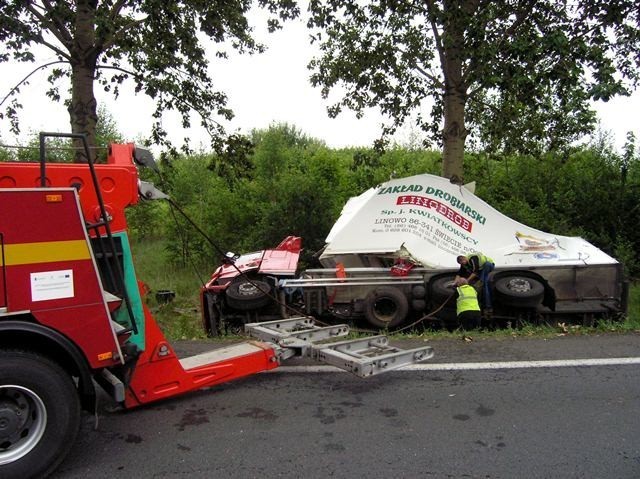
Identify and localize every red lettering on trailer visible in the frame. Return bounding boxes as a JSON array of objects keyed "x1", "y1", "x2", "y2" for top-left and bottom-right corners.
[{"x1": 397, "y1": 195, "x2": 472, "y2": 232}]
